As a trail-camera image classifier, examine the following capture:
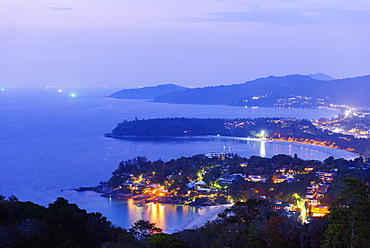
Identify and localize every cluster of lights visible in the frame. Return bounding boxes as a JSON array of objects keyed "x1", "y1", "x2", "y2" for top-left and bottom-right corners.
[{"x1": 45, "y1": 86, "x2": 77, "y2": 97}]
